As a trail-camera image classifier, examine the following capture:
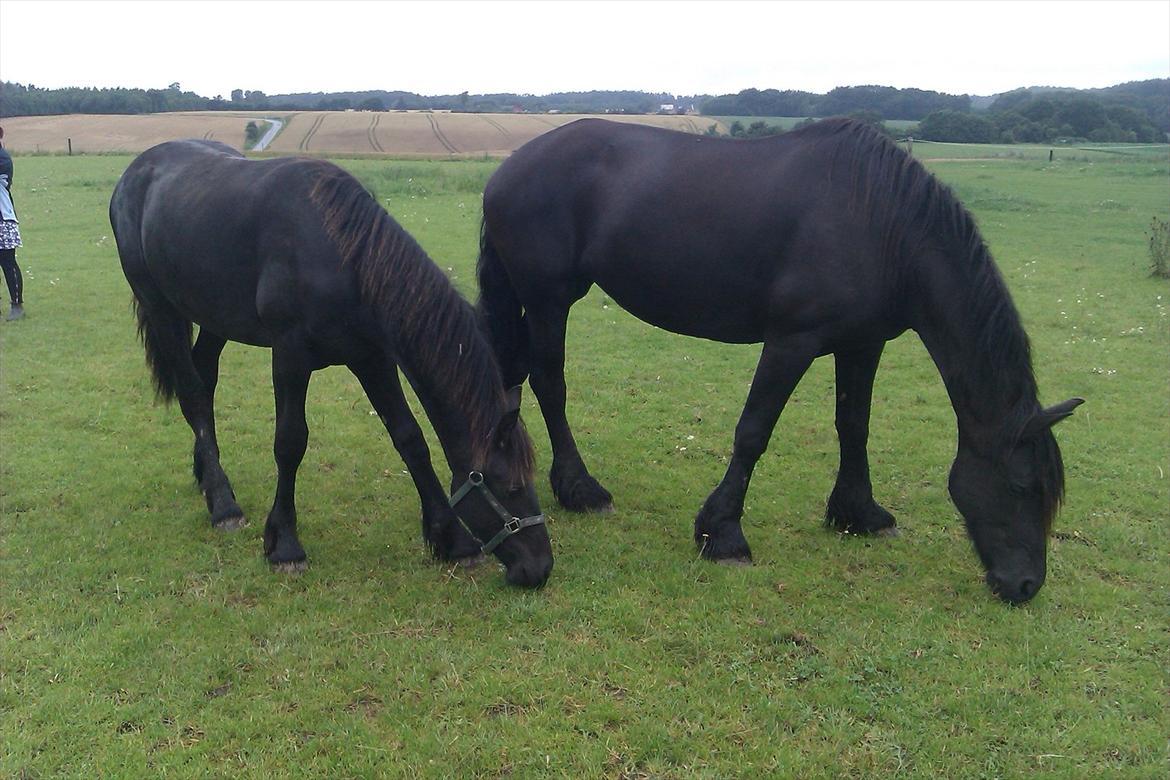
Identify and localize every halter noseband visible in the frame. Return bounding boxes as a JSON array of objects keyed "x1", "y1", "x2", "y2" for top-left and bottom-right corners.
[{"x1": 448, "y1": 471, "x2": 546, "y2": 555}]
